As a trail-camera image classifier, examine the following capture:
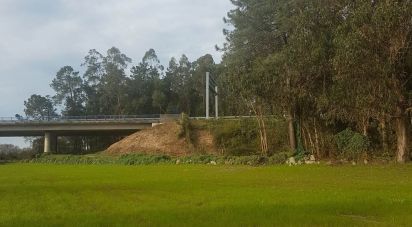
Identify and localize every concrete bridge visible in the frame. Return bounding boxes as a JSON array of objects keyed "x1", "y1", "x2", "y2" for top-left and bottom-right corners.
[{"x1": 0, "y1": 115, "x2": 161, "y2": 153}]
